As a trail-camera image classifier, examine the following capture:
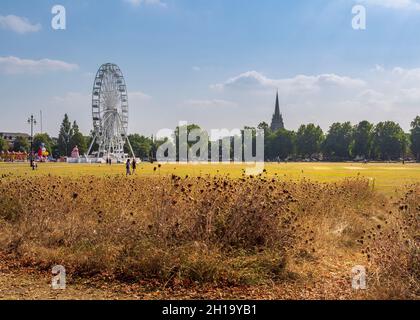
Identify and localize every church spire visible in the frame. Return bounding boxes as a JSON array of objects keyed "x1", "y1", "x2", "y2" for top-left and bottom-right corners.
[
  {"x1": 270, "y1": 90, "x2": 285, "y2": 132},
  {"x1": 274, "y1": 90, "x2": 280, "y2": 117}
]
